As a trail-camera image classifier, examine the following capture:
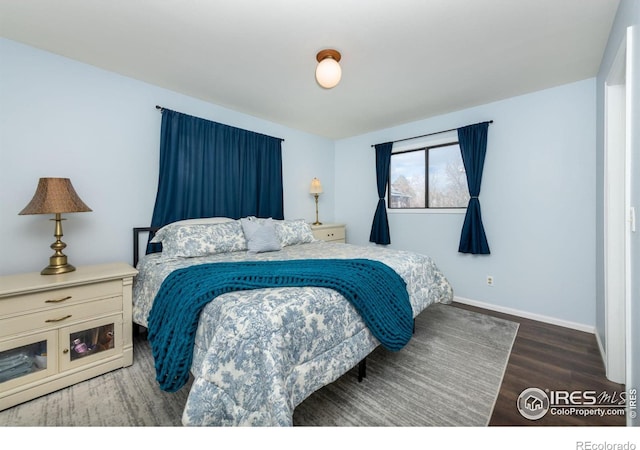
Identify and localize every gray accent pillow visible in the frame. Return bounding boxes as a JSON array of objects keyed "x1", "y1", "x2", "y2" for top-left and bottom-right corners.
[{"x1": 240, "y1": 218, "x2": 282, "y2": 254}]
